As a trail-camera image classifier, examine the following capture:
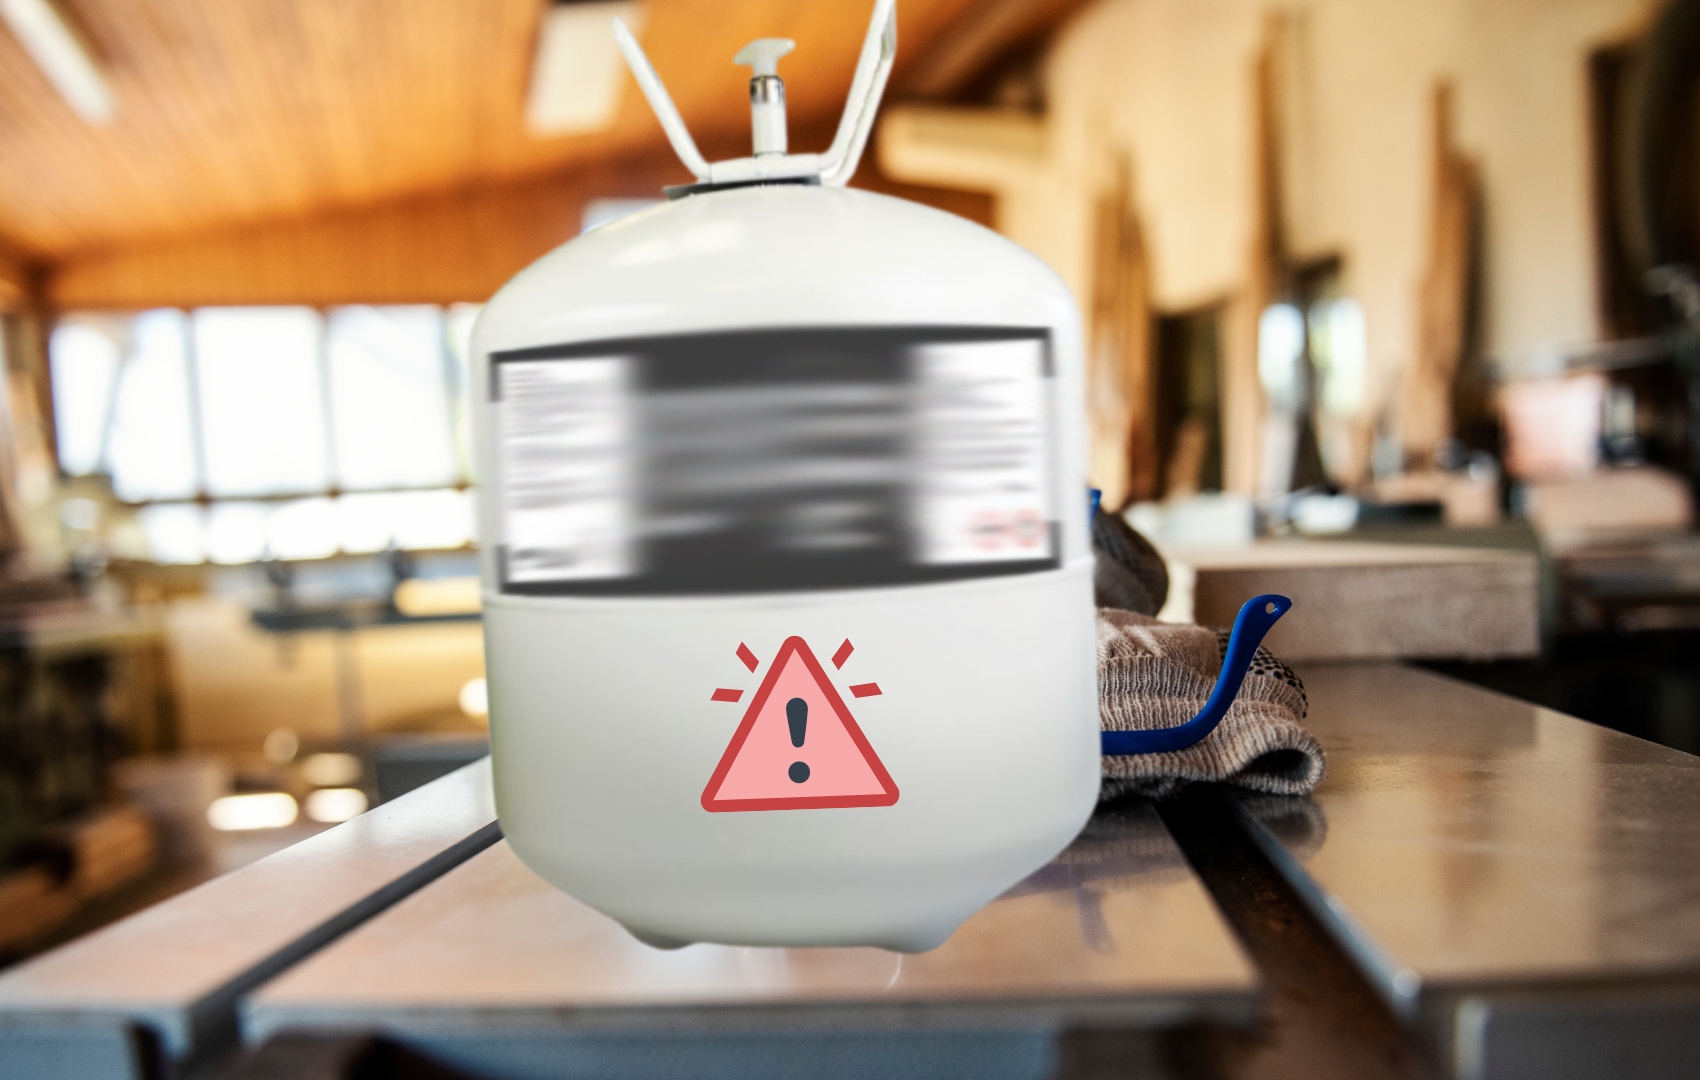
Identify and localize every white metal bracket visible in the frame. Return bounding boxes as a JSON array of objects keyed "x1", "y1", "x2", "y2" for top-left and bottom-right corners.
[{"x1": 612, "y1": 0, "x2": 897, "y2": 192}]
